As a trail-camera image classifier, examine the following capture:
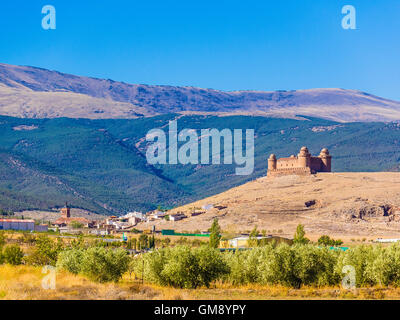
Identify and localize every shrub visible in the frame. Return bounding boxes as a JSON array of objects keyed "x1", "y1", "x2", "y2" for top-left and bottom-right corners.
[
  {"x1": 293, "y1": 224, "x2": 310, "y2": 245},
  {"x1": 318, "y1": 235, "x2": 343, "y2": 247},
  {"x1": 0, "y1": 232, "x2": 6, "y2": 249},
  {"x1": 335, "y1": 245, "x2": 376, "y2": 287},
  {"x1": 160, "y1": 246, "x2": 202, "y2": 288},
  {"x1": 20, "y1": 233, "x2": 36, "y2": 246},
  {"x1": 195, "y1": 245, "x2": 230, "y2": 287},
  {"x1": 223, "y1": 244, "x2": 340, "y2": 288},
  {"x1": 57, "y1": 248, "x2": 85, "y2": 274},
  {"x1": 24, "y1": 235, "x2": 64, "y2": 266},
  {"x1": 3, "y1": 245, "x2": 24, "y2": 265},
  {"x1": 362, "y1": 244, "x2": 400, "y2": 286},
  {"x1": 134, "y1": 245, "x2": 229, "y2": 288},
  {"x1": 80, "y1": 247, "x2": 129, "y2": 283}
]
